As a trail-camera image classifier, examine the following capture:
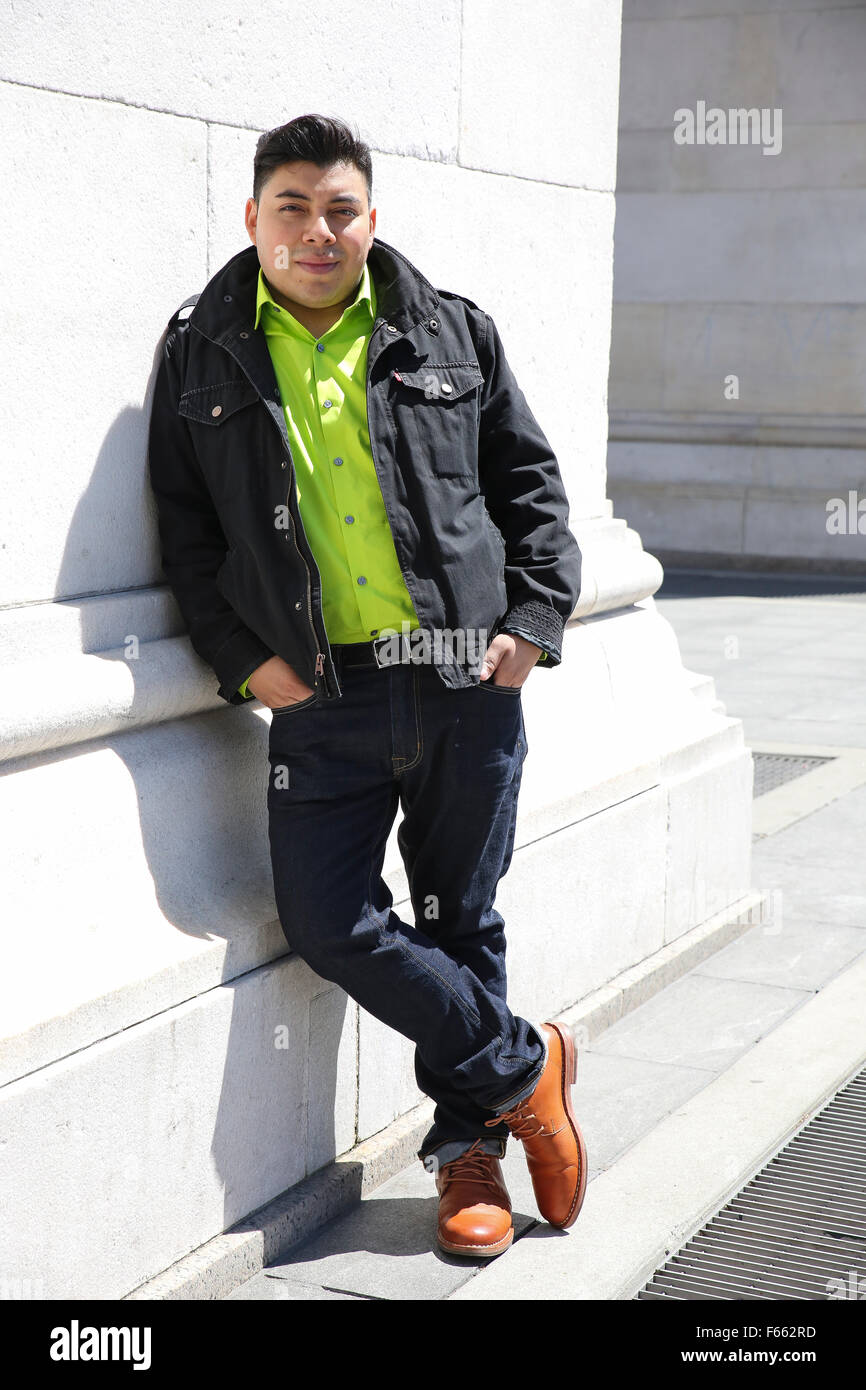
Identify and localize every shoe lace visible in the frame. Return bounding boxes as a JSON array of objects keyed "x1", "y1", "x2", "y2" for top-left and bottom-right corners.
[
  {"x1": 484, "y1": 1097, "x2": 547, "y2": 1141},
  {"x1": 441, "y1": 1141, "x2": 502, "y2": 1190}
]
